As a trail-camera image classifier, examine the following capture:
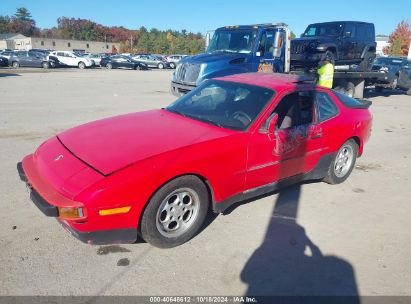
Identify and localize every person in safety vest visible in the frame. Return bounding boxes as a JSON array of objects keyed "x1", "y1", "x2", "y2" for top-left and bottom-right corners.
[{"x1": 317, "y1": 59, "x2": 334, "y2": 88}]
